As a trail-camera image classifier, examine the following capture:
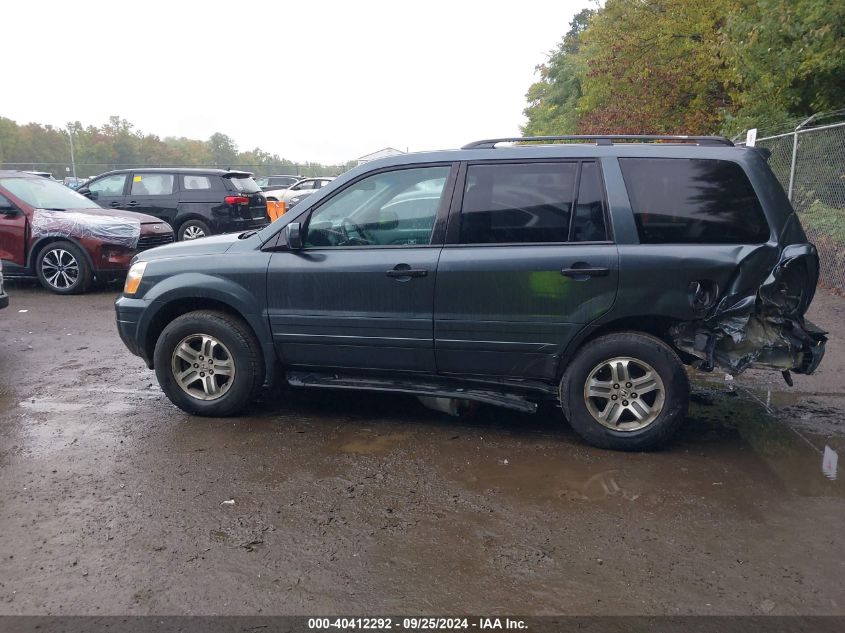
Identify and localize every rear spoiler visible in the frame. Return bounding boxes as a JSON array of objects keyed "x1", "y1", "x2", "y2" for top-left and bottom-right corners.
[
  {"x1": 751, "y1": 146, "x2": 772, "y2": 162},
  {"x1": 222, "y1": 171, "x2": 254, "y2": 179}
]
